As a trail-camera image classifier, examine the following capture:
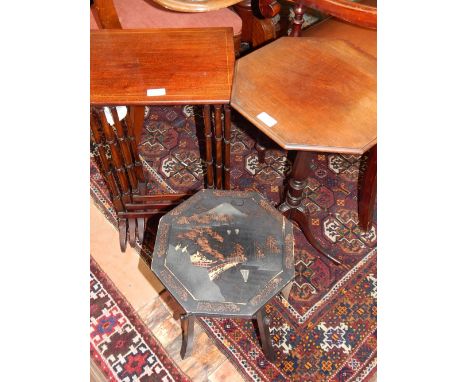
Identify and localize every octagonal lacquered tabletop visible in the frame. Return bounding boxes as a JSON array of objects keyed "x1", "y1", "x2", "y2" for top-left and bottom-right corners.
[{"x1": 151, "y1": 190, "x2": 295, "y2": 318}]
